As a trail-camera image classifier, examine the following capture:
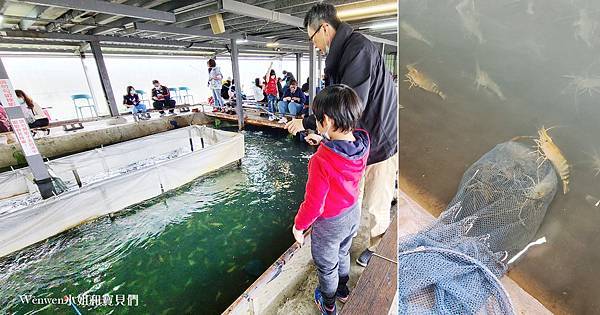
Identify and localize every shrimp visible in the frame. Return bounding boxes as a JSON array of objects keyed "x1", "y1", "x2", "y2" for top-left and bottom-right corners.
[
  {"x1": 456, "y1": 0, "x2": 484, "y2": 44},
  {"x1": 585, "y1": 195, "x2": 600, "y2": 207},
  {"x1": 574, "y1": 9, "x2": 597, "y2": 48},
  {"x1": 584, "y1": 149, "x2": 600, "y2": 176},
  {"x1": 404, "y1": 65, "x2": 447, "y2": 100},
  {"x1": 400, "y1": 21, "x2": 433, "y2": 47},
  {"x1": 524, "y1": 171, "x2": 556, "y2": 200},
  {"x1": 562, "y1": 74, "x2": 600, "y2": 97},
  {"x1": 562, "y1": 73, "x2": 600, "y2": 111},
  {"x1": 533, "y1": 126, "x2": 570, "y2": 194},
  {"x1": 475, "y1": 62, "x2": 506, "y2": 101}
]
